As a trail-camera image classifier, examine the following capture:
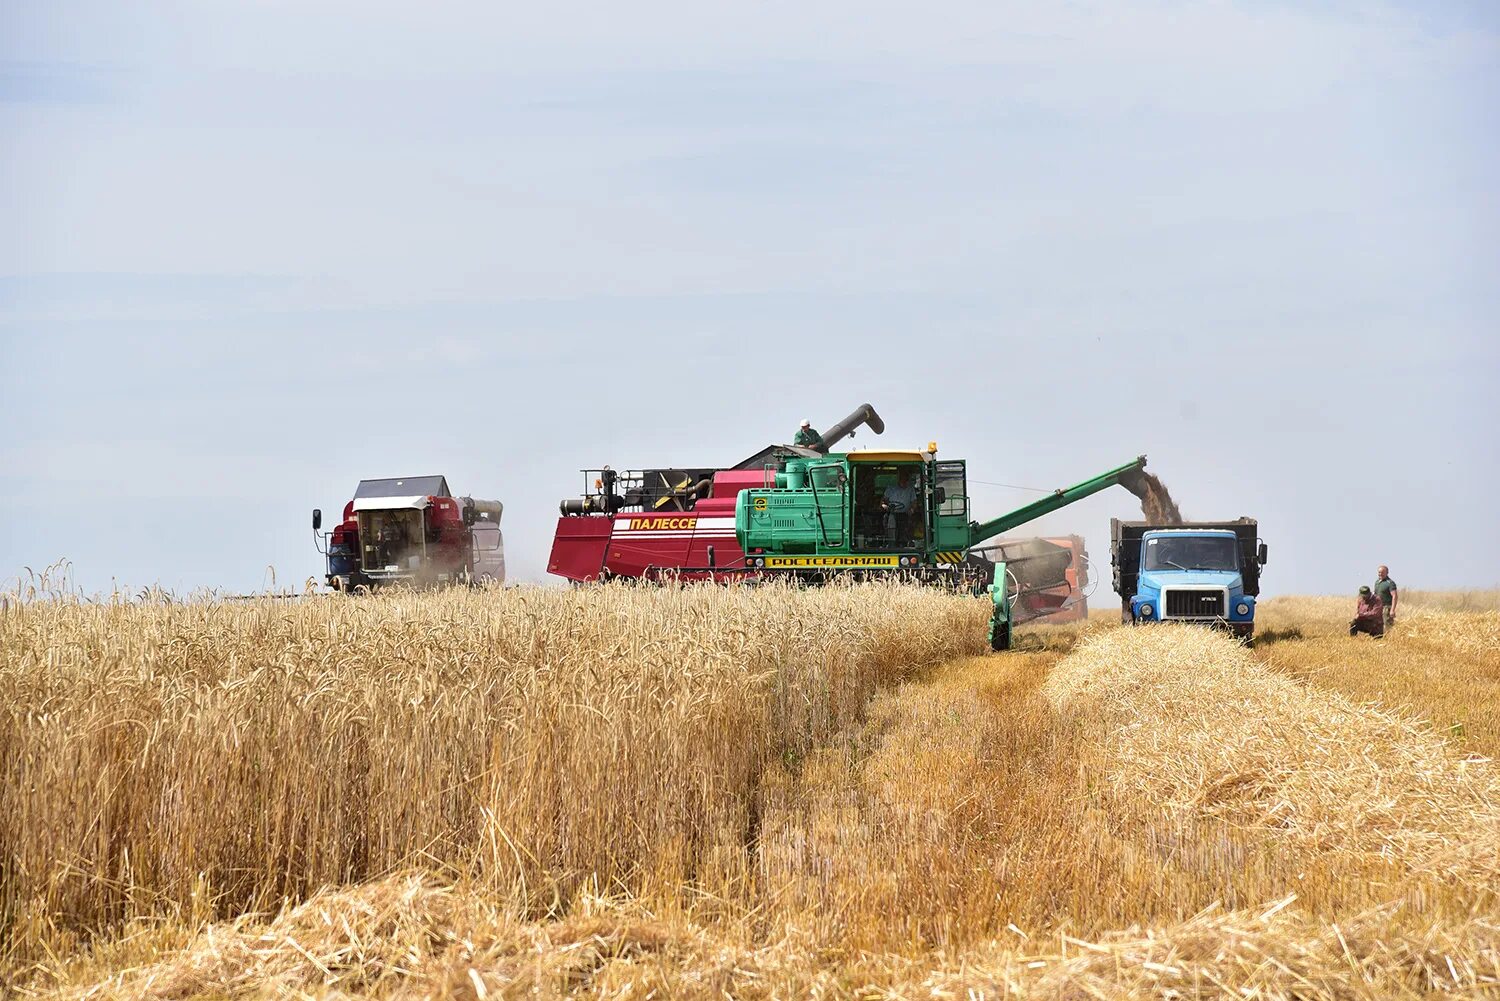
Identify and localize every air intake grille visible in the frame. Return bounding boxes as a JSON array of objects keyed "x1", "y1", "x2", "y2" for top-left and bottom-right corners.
[{"x1": 1165, "y1": 589, "x2": 1224, "y2": 618}]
